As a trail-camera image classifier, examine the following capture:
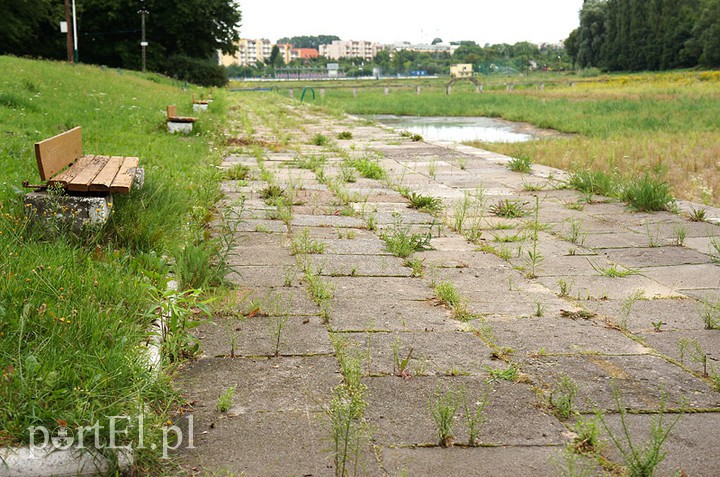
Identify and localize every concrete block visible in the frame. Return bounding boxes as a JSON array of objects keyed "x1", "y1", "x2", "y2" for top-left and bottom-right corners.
[
  {"x1": 24, "y1": 192, "x2": 112, "y2": 233},
  {"x1": 192, "y1": 103, "x2": 208, "y2": 112},
  {"x1": 167, "y1": 121, "x2": 193, "y2": 134}
]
